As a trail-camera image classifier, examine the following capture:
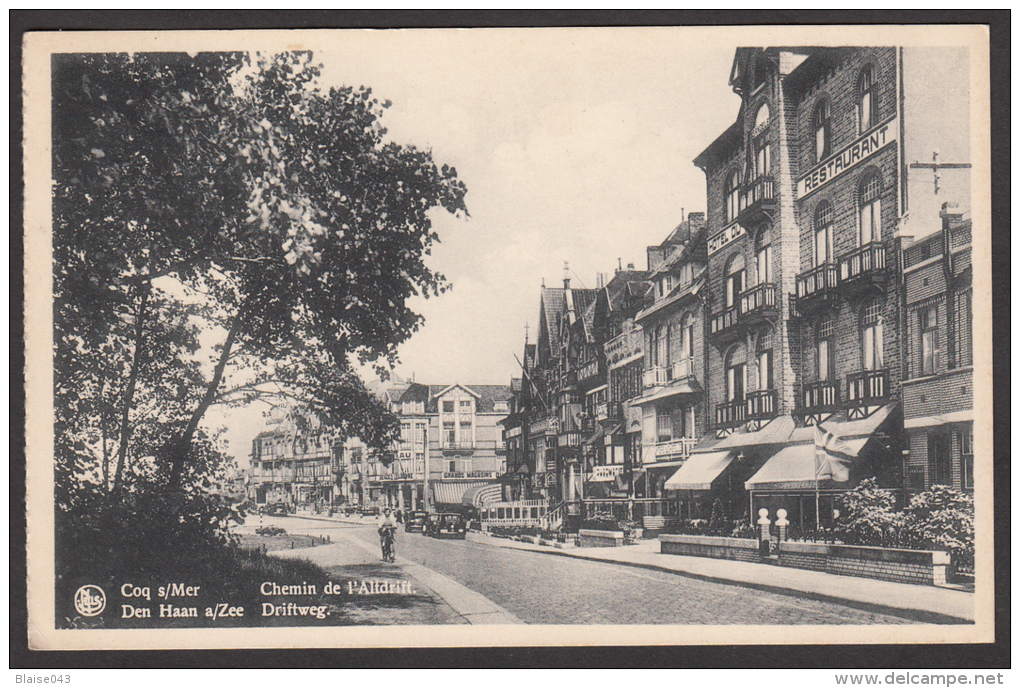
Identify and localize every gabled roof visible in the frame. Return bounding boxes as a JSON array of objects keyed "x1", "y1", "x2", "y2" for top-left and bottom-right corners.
[
  {"x1": 425, "y1": 384, "x2": 513, "y2": 413},
  {"x1": 539, "y1": 286, "x2": 567, "y2": 355}
]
